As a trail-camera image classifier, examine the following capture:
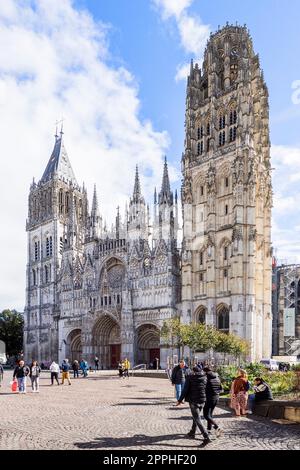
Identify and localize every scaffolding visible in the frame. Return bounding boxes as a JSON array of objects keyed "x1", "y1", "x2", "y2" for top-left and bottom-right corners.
[{"x1": 281, "y1": 264, "x2": 300, "y2": 356}]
